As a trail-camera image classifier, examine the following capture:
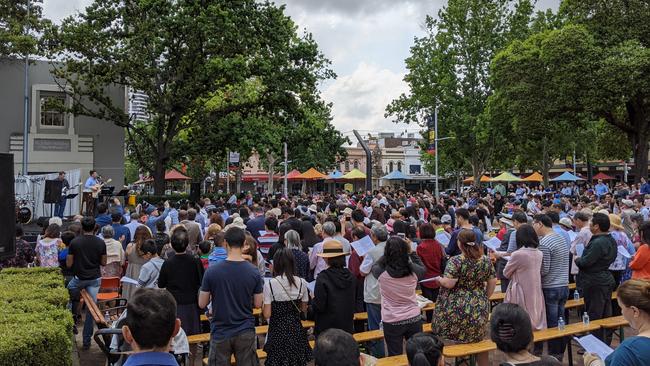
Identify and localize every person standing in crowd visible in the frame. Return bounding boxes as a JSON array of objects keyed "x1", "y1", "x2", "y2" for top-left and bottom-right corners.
[
  {"x1": 608, "y1": 214, "x2": 636, "y2": 284},
  {"x1": 125, "y1": 212, "x2": 143, "y2": 242},
  {"x1": 431, "y1": 229, "x2": 496, "y2": 366},
  {"x1": 503, "y1": 224, "x2": 547, "y2": 331},
  {"x1": 493, "y1": 215, "x2": 516, "y2": 292},
  {"x1": 490, "y1": 303, "x2": 561, "y2": 366},
  {"x1": 54, "y1": 171, "x2": 70, "y2": 218},
  {"x1": 359, "y1": 224, "x2": 389, "y2": 357},
  {"x1": 571, "y1": 211, "x2": 593, "y2": 286},
  {"x1": 179, "y1": 209, "x2": 203, "y2": 252},
  {"x1": 123, "y1": 226, "x2": 153, "y2": 301},
  {"x1": 111, "y1": 210, "x2": 131, "y2": 249},
  {"x1": 35, "y1": 223, "x2": 62, "y2": 268},
  {"x1": 416, "y1": 223, "x2": 446, "y2": 303},
  {"x1": 371, "y1": 236, "x2": 425, "y2": 356},
  {"x1": 446, "y1": 208, "x2": 483, "y2": 257},
  {"x1": 575, "y1": 213, "x2": 617, "y2": 344},
  {"x1": 100, "y1": 225, "x2": 125, "y2": 277},
  {"x1": 533, "y1": 214, "x2": 570, "y2": 360},
  {"x1": 284, "y1": 229, "x2": 310, "y2": 279},
  {"x1": 595, "y1": 179, "x2": 609, "y2": 199},
  {"x1": 246, "y1": 206, "x2": 266, "y2": 239},
  {"x1": 0, "y1": 225, "x2": 35, "y2": 269},
  {"x1": 310, "y1": 222, "x2": 339, "y2": 279},
  {"x1": 137, "y1": 239, "x2": 164, "y2": 289},
  {"x1": 66, "y1": 217, "x2": 107, "y2": 350},
  {"x1": 262, "y1": 248, "x2": 312, "y2": 366},
  {"x1": 199, "y1": 227, "x2": 263, "y2": 365},
  {"x1": 312, "y1": 240, "x2": 356, "y2": 336},
  {"x1": 95, "y1": 203, "x2": 112, "y2": 228},
  {"x1": 630, "y1": 222, "x2": 650, "y2": 279},
  {"x1": 121, "y1": 288, "x2": 181, "y2": 366},
  {"x1": 82, "y1": 170, "x2": 99, "y2": 216},
  {"x1": 146, "y1": 201, "x2": 170, "y2": 234},
  {"x1": 158, "y1": 226, "x2": 204, "y2": 364},
  {"x1": 583, "y1": 279, "x2": 650, "y2": 366},
  {"x1": 242, "y1": 232, "x2": 265, "y2": 276}
]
